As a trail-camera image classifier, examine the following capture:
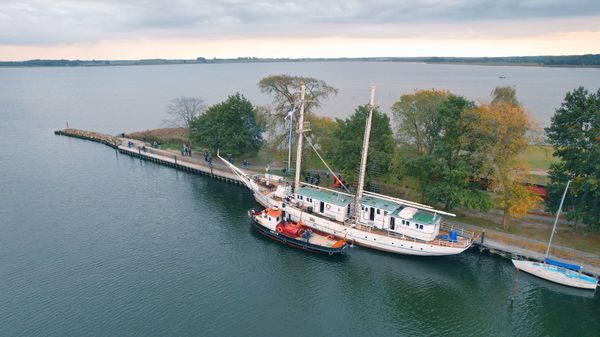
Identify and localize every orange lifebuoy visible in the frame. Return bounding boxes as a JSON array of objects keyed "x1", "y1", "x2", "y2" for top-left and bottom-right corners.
[{"x1": 276, "y1": 226, "x2": 283, "y2": 233}]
